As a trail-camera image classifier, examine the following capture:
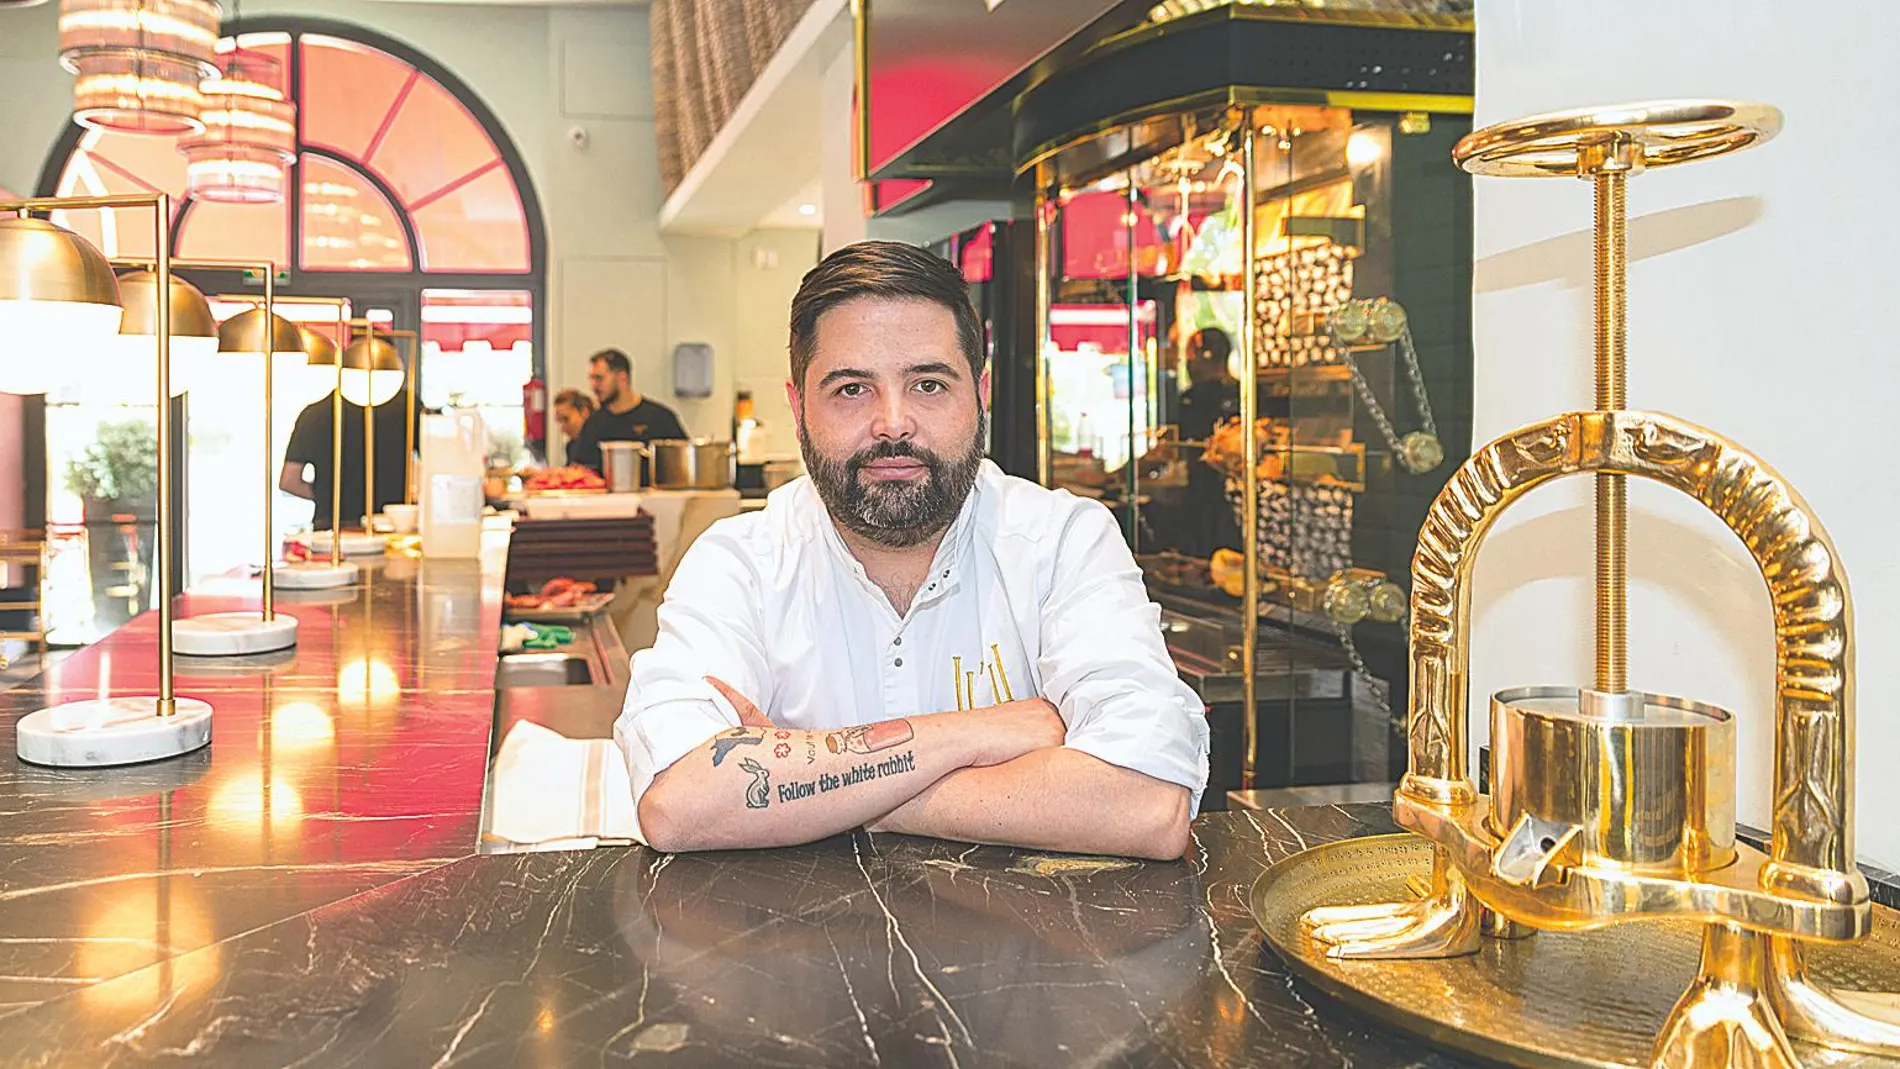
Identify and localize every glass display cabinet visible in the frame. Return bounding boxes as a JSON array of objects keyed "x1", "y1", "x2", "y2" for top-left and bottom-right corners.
[
  {"x1": 874, "y1": 0, "x2": 1477, "y2": 805},
  {"x1": 1030, "y1": 96, "x2": 1473, "y2": 800}
]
